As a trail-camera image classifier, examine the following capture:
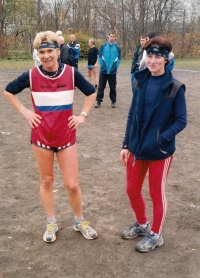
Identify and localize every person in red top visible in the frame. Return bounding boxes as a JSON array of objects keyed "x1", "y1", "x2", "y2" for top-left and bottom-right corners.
[{"x1": 4, "y1": 31, "x2": 98, "y2": 243}]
